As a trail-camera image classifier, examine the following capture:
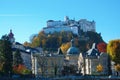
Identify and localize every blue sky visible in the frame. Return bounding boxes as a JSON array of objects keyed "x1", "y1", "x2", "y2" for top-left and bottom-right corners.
[{"x1": 0, "y1": 0, "x2": 120, "y2": 43}]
